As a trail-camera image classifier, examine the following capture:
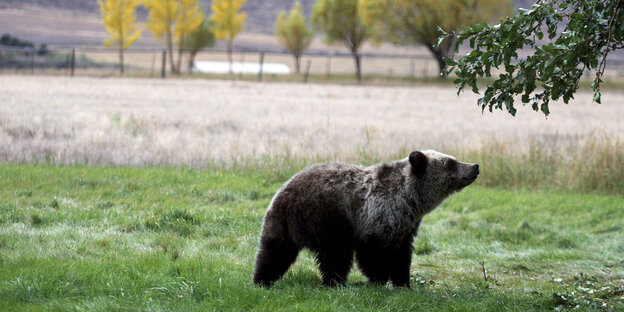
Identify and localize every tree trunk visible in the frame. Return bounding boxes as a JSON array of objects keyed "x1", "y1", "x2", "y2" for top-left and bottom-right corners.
[
  {"x1": 429, "y1": 36, "x2": 456, "y2": 79},
  {"x1": 176, "y1": 36, "x2": 184, "y2": 74},
  {"x1": 294, "y1": 54, "x2": 301, "y2": 74},
  {"x1": 433, "y1": 49, "x2": 446, "y2": 78},
  {"x1": 227, "y1": 39, "x2": 233, "y2": 75},
  {"x1": 119, "y1": 21, "x2": 124, "y2": 75},
  {"x1": 167, "y1": 32, "x2": 177, "y2": 74},
  {"x1": 353, "y1": 52, "x2": 362, "y2": 82},
  {"x1": 119, "y1": 48, "x2": 124, "y2": 74},
  {"x1": 188, "y1": 51, "x2": 197, "y2": 74}
]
